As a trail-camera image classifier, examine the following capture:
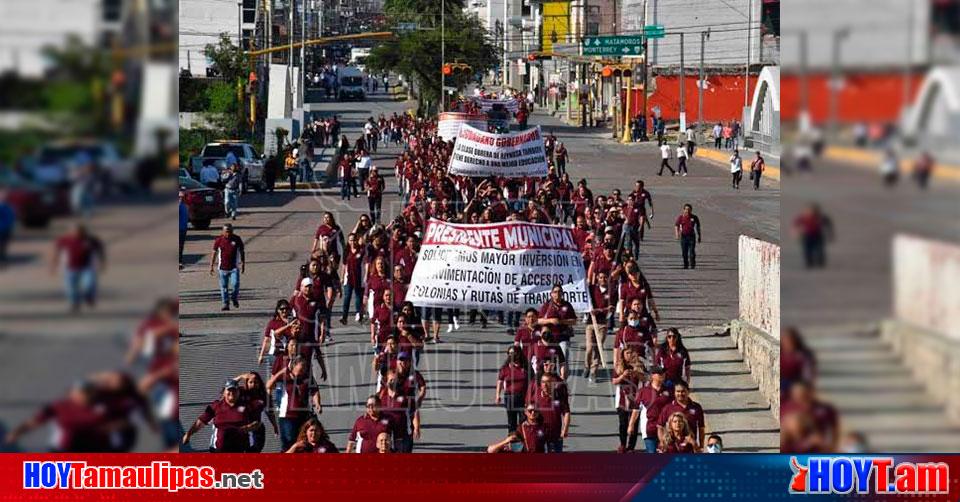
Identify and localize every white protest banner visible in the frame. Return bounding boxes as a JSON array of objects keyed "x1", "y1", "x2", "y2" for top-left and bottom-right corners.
[
  {"x1": 448, "y1": 125, "x2": 548, "y2": 178},
  {"x1": 473, "y1": 97, "x2": 520, "y2": 114},
  {"x1": 407, "y1": 219, "x2": 590, "y2": 313},
  {"x1": 437, "y1": 112, "x2": 489, "y2": 141}
]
